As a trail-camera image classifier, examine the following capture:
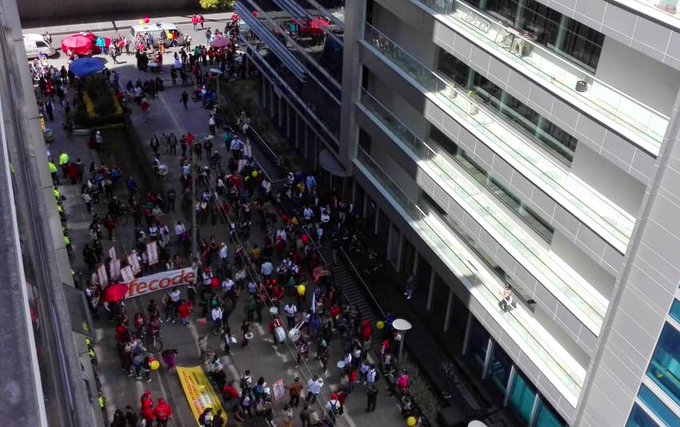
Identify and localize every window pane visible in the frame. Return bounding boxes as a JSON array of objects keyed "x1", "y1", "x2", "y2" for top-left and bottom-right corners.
[
  {"x1": 627, "y1": 404, "x2": 661, "y2": 427},
  {"x1": 638, "y1": 384, "x2": 680, "y2": 427},
  {"x1": 508, "y1": 373, "x2": 536, "y2": 424},
  {"x1": 535, "y1": 401, "x2": 567, "y2": 427},
  {"x1": 670, "y1": 300, "x2": 680, "y2": 324},
  {"x1": 646, "y1": 323, "x2": 680, "y2": 407},
  {"x1": 467, "y1": 318, "x2": 490, "y2": 368},
  {"x1": 488, "y1": 344, "x2": 512, "y2": 395}
]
